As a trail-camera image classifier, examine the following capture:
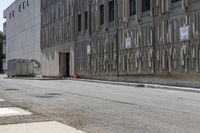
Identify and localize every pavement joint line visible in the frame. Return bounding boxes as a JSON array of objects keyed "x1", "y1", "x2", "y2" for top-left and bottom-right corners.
[{"x1": 69, "y1": 78, "x2": 200, "y2": 93}]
